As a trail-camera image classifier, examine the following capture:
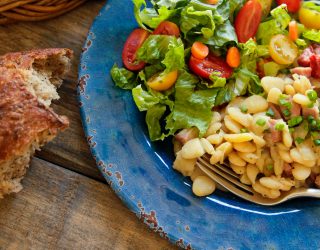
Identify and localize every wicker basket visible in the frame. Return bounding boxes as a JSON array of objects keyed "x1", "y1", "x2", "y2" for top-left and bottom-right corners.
[{"x1": 0, "y1": 0, "x2": 88, "y2": 25}]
